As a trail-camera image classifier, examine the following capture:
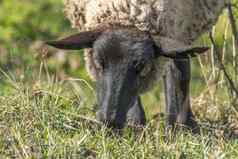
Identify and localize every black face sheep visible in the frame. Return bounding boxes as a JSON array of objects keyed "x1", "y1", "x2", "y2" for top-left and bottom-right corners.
[
  {"x1": 47, "y1": 0, "x2": 226, "y2": 132},
  {"x1": 47, "y1": 27, "x2": 208, "y2": 130}
]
